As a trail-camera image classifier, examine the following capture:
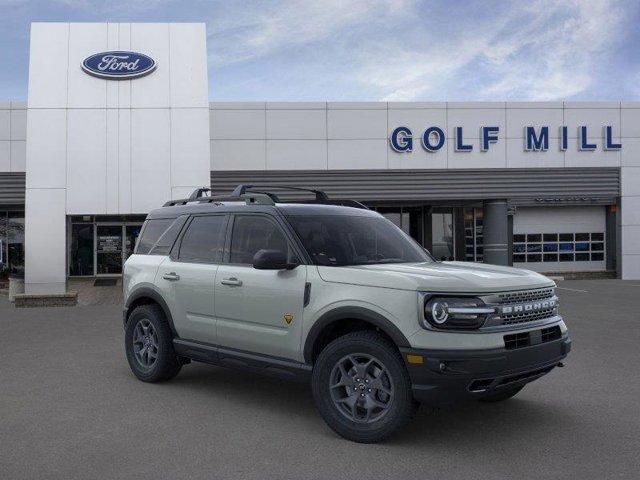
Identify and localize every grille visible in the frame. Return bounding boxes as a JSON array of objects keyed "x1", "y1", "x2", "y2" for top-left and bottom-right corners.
[
  {"x1": 496, "y1": 288, "x2": 555, "y2": 304},
  {"x1": 495, "y1": 288, "x2": 557, "y2": 325},
  {"x1": 504, "y1": 332, "x2": 531, "y2": 350},
  {"x1": 503, "y1": 325, "x2": 563, "y2": 350},
  {"x1": 502, "y1": 307, "x2": 557, "y2": 325}
]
